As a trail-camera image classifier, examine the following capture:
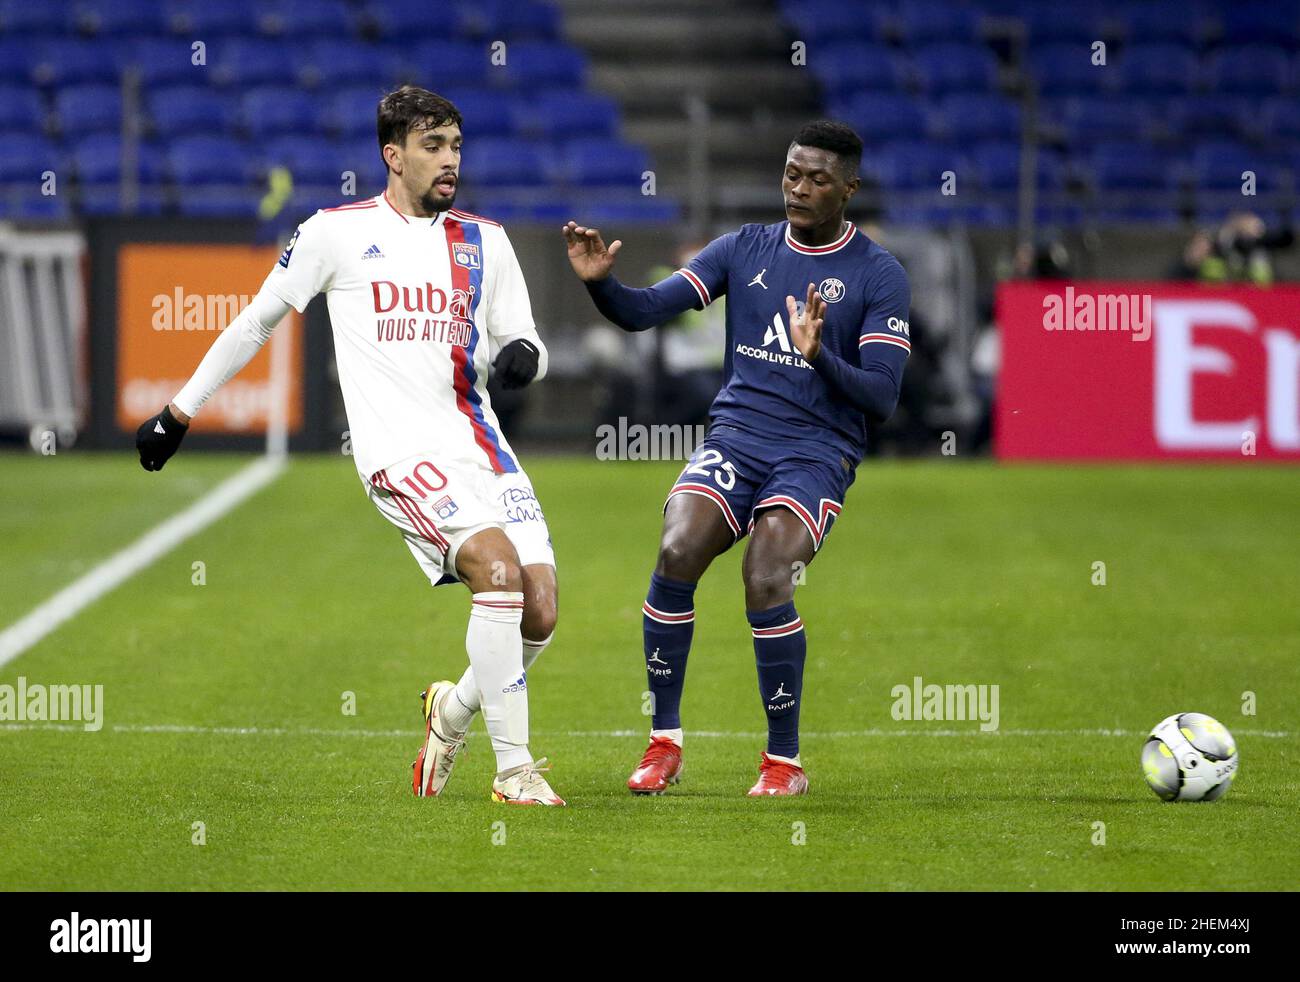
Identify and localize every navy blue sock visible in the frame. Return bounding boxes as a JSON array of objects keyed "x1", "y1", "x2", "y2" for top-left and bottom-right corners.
[
  {"x1": 642, "y1": 572, "x2": 696, "y2": 730},
  {"x1": 748, "y1": 601, "x2": 806, "y2": 758}
]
